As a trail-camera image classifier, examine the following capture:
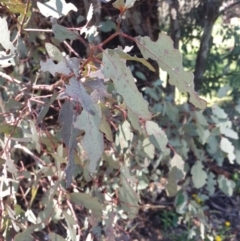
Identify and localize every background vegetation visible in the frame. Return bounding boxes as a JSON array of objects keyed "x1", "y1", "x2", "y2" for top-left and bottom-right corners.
[{"x1": 0, "y1": 0, "x2": 240, "y2": 241}]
